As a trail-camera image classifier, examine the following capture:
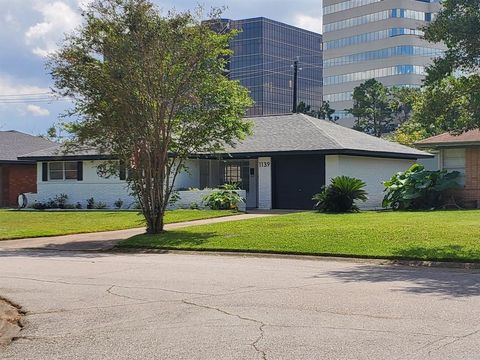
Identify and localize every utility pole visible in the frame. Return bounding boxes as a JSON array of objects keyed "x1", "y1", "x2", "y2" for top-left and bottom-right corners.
[{"x1": 292, "y1": 58, "x2": 298, "y2": 113}]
